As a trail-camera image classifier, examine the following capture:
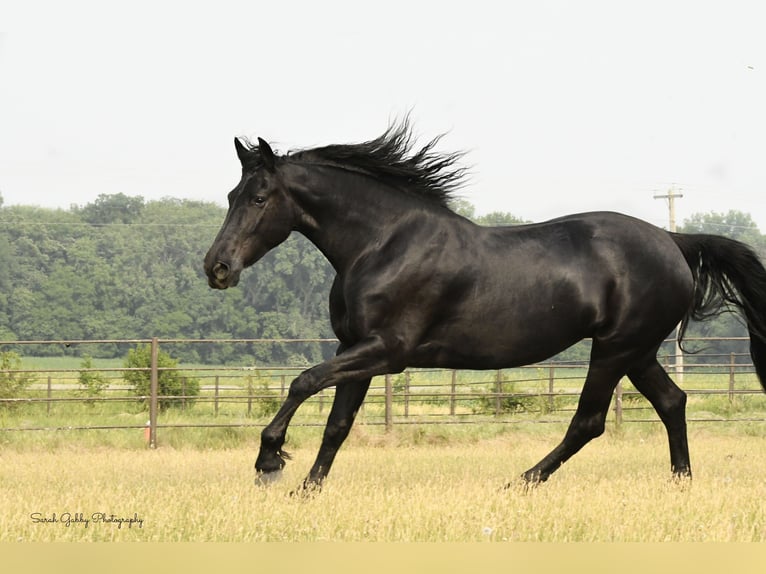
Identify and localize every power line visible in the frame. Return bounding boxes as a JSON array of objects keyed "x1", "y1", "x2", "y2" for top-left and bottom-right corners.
[{"x1": 0, "y1": 221, "x2": 221, "y2": 228}]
